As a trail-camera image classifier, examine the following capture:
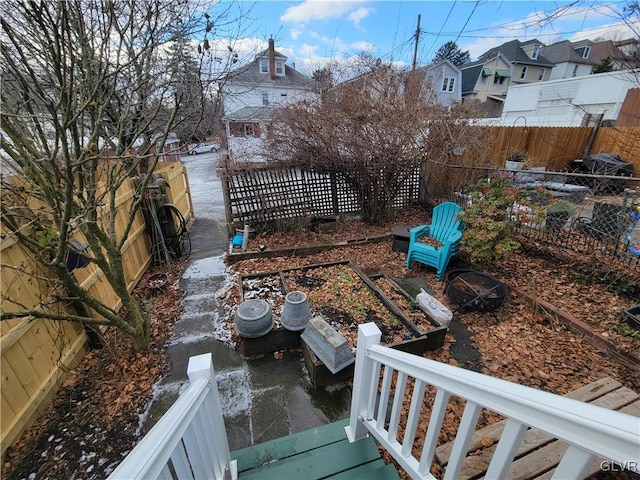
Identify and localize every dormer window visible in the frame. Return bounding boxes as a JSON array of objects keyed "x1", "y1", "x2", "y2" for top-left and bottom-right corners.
[
  {"x1": 276, "y1": 61, "x2": 284, "y2": 75},
  {"x1": 582, "y1": 46, "x2": 591, "y2": 59},
  {"x1": 260, "y1": 59, "x2": 268, "y2": 73},
  {"x1": 532, "y1": 45, "x2": 540, "y2": 60}
]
